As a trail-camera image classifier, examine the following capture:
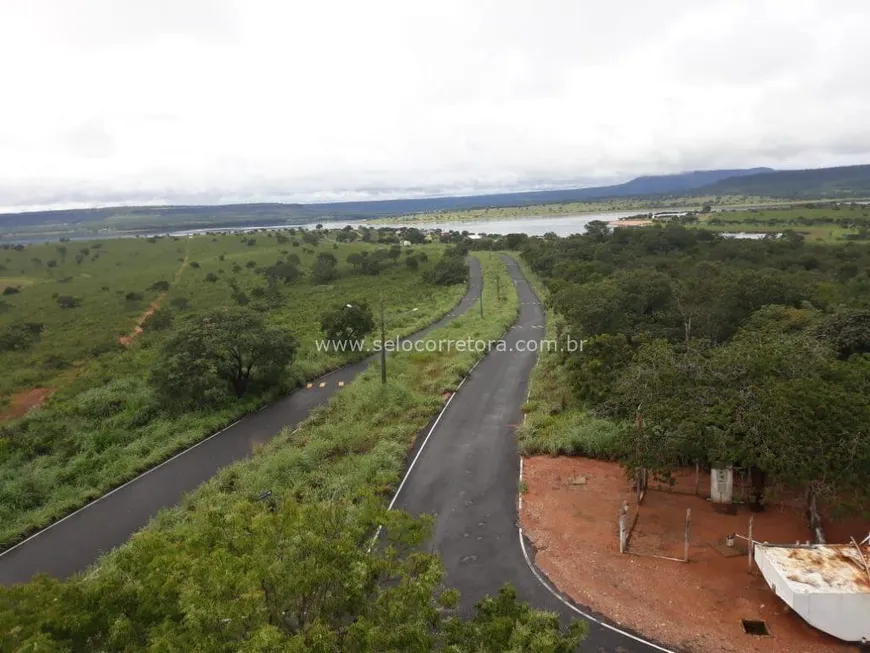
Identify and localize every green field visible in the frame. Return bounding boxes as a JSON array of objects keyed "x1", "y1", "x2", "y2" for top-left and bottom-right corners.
[
  {"x1": 0, "y1": 254, "x2": 572, "y2": 652},
  {"x1": 0, "y1": 229, "x2": 466, "y2": 548},
  {"x1": 373, "y1": 195, "x2": 824, "y2": 225},
  {"x1": 695, "y1": 203, "x2": 870, "y2": 242}
]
